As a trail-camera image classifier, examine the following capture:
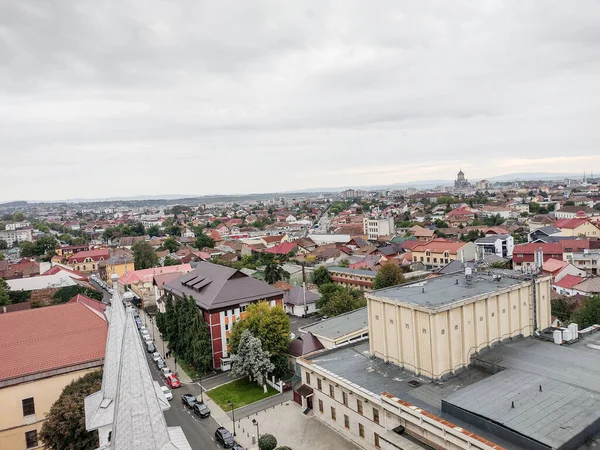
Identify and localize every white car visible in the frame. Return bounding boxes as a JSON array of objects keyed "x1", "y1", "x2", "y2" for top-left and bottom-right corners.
[
  {"x1": 144, "y1": 337, "x2": 153, "y2": 346},
  {"x1": 152, "y1": 352, "x2": 161, "y2": 362},
  {"x1": 160, "y1": 385, "x2": 173, "y2": 401},
  {"x1": 161, "y1": 367, "x2": 172, "y2": 378}
]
